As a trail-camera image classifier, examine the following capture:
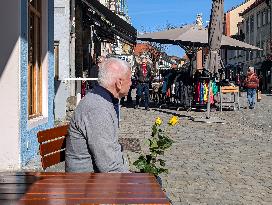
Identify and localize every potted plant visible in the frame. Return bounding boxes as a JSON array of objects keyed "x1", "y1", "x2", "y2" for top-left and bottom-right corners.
[{"x1": 133, "y1": 116, "x2": 178, "y2": 185}]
